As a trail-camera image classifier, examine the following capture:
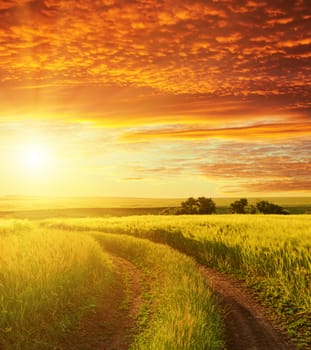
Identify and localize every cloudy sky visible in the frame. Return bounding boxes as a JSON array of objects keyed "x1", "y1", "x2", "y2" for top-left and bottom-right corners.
[{"x1": 0, "y1": 0, "x2": 310, "y2": 197}]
